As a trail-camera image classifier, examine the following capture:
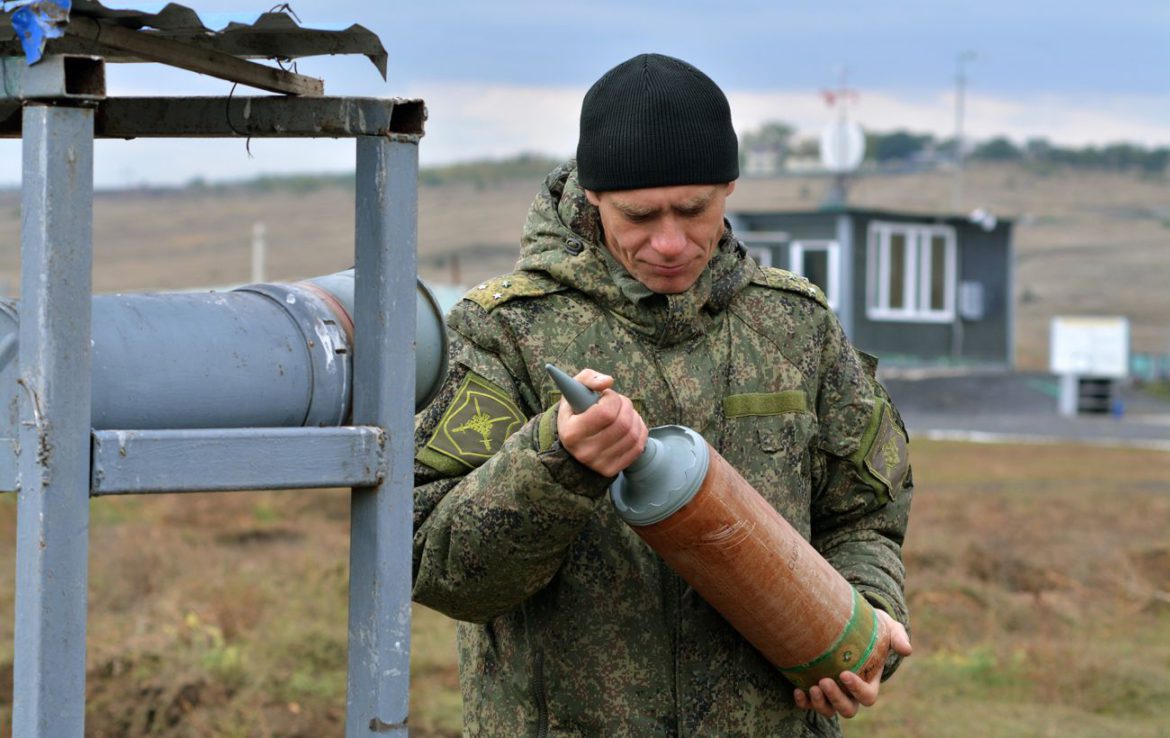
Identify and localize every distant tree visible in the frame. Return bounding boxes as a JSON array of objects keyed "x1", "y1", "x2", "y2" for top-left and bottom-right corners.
[
  {"x1": 1100, "y1": 143, "x2": 1145, "y2": 170},
  {"x1": 935, "y1": 136, "x2": 959, "y2": 160},
  {"x1": 1140, "y1": 147, "x2": 1170, "y2": 175},
  {"x1": 865, "y1": 130, "x2": 935, "y2": 163},
  {"x1": 791, "y1": 137, "x2": 820, "y2": 158},
  {"x1": 739, "y1": 121, "x2": 796, "y2": 171},
  {"x1": 971, "y1": 137, "x2": 1022, "y2": 162},
  {"x1": 417, "y1": 153, "x2": 562, "y2": 187},
  {"x1": 741, "y1": 121, "x2": 796, "y2": 152},
  {"x1": 1024, "y1": 137, "x2": 1053, "y2": 160},
  {"x1": 1019, "y1": 137, "x2": 1167, "y2": 175}
]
